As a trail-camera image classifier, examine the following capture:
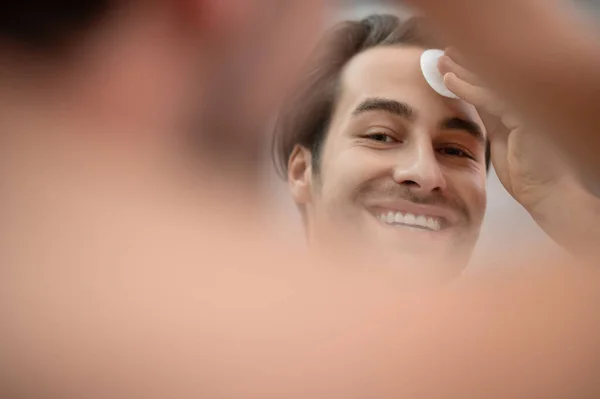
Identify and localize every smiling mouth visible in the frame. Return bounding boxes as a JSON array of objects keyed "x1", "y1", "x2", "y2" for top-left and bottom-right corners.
[{"x1": 375, "y1": 210, "x2": 446, "y2": 232}]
